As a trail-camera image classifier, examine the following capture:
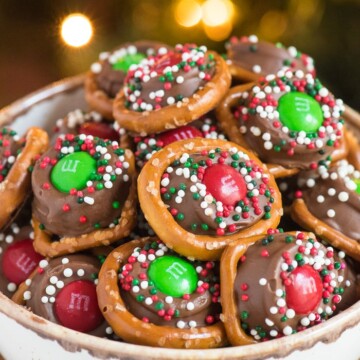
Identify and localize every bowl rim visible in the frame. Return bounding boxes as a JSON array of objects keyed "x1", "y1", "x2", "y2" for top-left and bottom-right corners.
[
  {"x1": 0, "y1": 75, "x2": 359, "y2": 360},
  {"x1": 1, "y1": 292, "x2": 359, "y2": 359}
]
